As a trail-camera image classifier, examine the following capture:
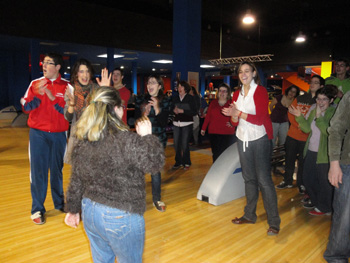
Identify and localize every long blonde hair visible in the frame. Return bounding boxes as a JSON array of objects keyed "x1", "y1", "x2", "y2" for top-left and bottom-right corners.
[{"x1": 75, "y1": 86, "x2": 129, "y2": 141}]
